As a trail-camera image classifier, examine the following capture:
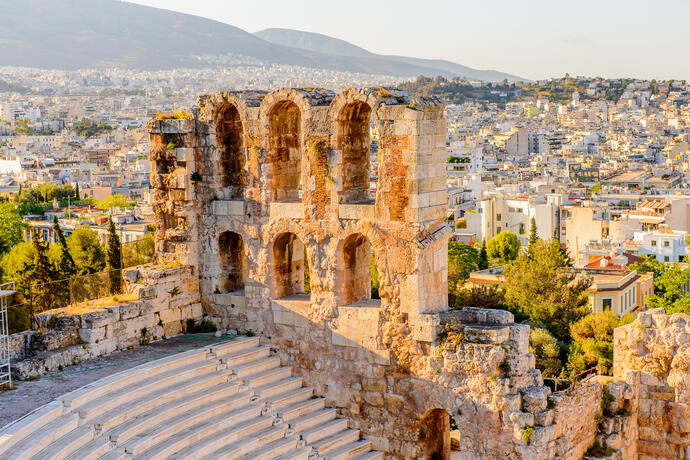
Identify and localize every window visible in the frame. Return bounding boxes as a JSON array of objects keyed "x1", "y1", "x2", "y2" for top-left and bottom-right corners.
[
  {"x1": 665, "y1": 256, "x2": 670, "y2": 262},
  {"x1": 602, "y1": 298, "x2": 612, "y2": 311},
  {"x1": 664, "y1": 241, "x2": 670, "y2": 247},
  {"x1": 496, "y1": 213, "x2": 502, "y2": 221},
  {"x1": 651, "y1": 240, "x2": 657, "y2": 247}
]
